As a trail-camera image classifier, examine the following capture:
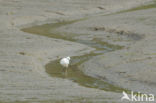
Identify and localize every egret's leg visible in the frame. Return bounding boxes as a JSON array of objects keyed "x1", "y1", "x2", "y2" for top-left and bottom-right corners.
[
  {"x1": 62, "y1": 67, "x2": 65, "y2": 73},
  {"x1": 64, "y1": 68, "x2": 67, "y2": 77}
]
